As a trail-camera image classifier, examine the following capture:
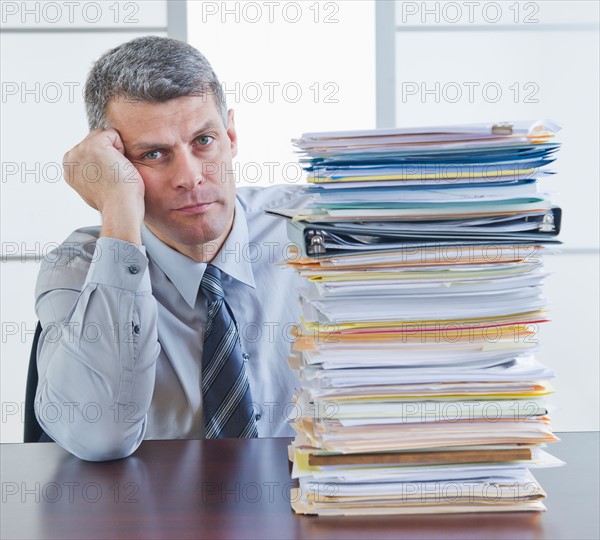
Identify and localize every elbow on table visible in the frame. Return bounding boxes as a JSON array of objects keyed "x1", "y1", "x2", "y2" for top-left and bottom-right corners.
[
  {"x1": 39, "y1": 417, "x2": 146, "y2": 462},
  {"x1": 72, "y1": 433, "x2": 143, "y2": 462}
]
